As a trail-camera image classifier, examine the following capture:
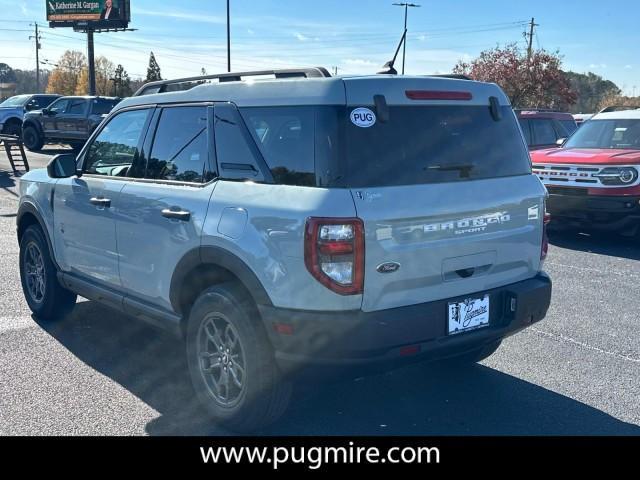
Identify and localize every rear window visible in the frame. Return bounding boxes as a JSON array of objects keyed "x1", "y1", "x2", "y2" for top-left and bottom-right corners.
[{"x1": 332, "y1": 105, "x2": 531, "y2": 187}]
